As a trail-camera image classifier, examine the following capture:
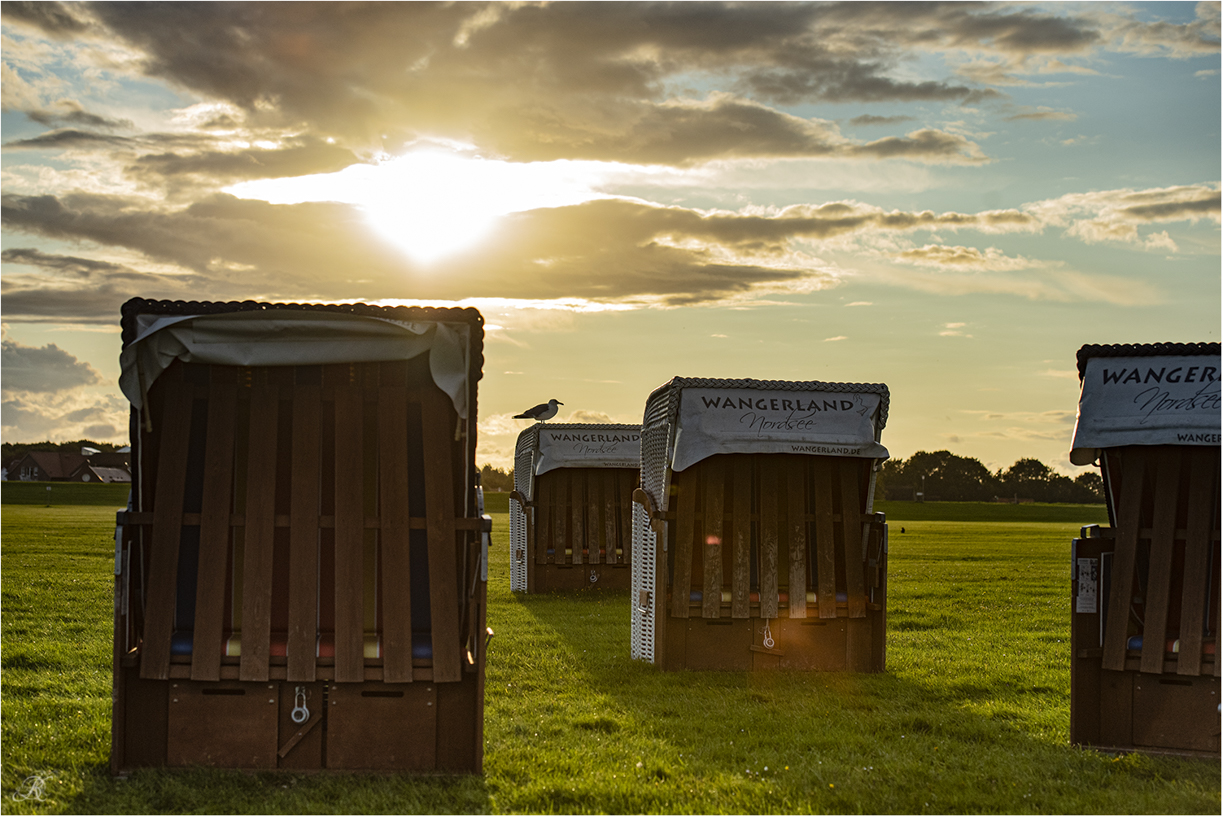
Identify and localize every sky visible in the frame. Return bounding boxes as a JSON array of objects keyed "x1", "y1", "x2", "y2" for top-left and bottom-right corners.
[{"x1": 1, "y1": 1, "x2": 1219, "y2": 475}]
